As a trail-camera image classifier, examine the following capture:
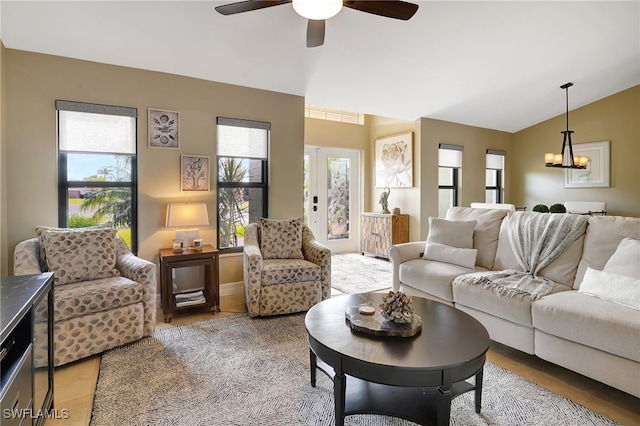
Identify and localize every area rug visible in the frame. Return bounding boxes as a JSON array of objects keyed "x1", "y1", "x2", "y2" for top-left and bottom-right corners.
[
  {"x1": 90, "y1": 313, "x2": 619, "y2": 426},
  {"x1": 332, "y1": 252, "x2": 392, "y2": 294}
]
